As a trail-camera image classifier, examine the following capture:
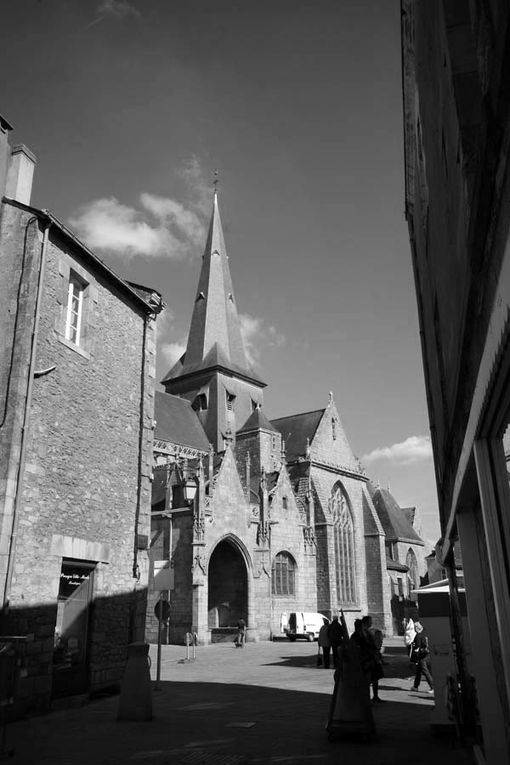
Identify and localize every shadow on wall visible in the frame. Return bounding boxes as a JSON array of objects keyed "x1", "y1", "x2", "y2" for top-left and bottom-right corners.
[{"x1": 0, "y1": 587, "x2": 147, "y2": 718}]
